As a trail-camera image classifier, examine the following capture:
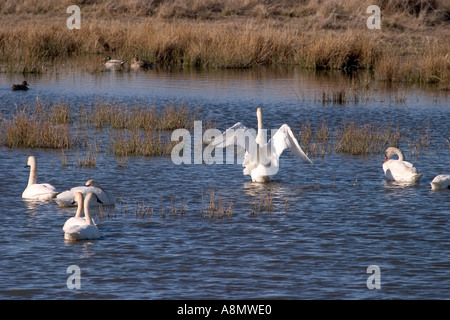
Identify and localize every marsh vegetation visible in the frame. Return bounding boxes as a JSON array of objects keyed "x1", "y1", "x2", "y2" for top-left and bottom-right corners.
[{"x1": 0, "y1": 0, "x2": 448, "y2": 86}]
